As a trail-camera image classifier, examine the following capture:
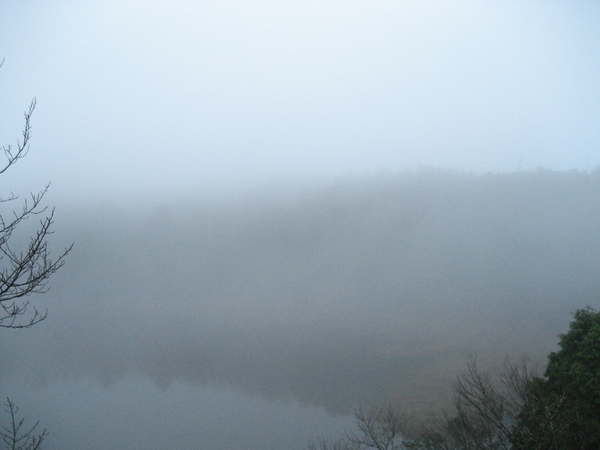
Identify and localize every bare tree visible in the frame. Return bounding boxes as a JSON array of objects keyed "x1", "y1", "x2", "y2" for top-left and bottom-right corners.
[
  {"x1": 0, "y1": 97, "x2": 72, "y2": 328},
  {"x1": 413, "y1": 355, "x2": 568, "y2": 450},
  {"x1": 307, "y1": 405, "x2": 415, "y2": 450},
  {"x1": 346, "y1": 406, "x2": 412, "y2": 450},
  {"x1": 310, "y1": 311, "x2": 600, "y2": 449},
  {"x1": 307, "y1": 436, "x2": 358, "y2": 450},
  {"x1": 0, "y1": 72, "x2": 72, "y2": 449},
  {"x1": 309, "y1": 357, "x2": 547, "y2": 450},
  {"x1": 0, "y1": 399, "x2": 47, "y2": 450}
]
